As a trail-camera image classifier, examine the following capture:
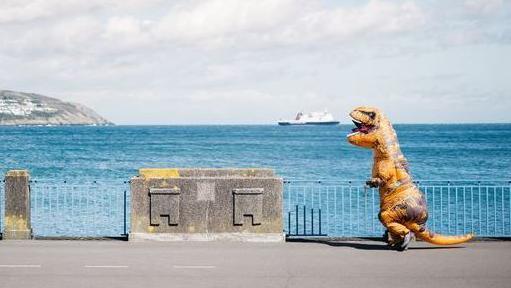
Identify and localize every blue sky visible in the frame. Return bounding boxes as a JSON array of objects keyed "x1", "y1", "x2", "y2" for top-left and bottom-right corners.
[{"x1": 1, "y1": 0, "x2": 510, "y2": 124}]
